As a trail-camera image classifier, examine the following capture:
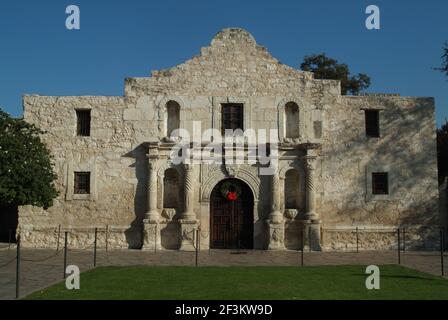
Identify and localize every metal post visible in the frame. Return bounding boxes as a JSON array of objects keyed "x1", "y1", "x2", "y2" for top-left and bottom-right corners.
[
  {"x1": 63, "y1": 232, "x2": 68, "y2": 279},
  {"x1": 56, "y1": 224, "x2": 61, "y2": 251},
  {"x1": 93, "y1": 228, "x2": 97, "y2": 267},
  {"x1": 308, "y1": 225, "x2": 312, "y2": 253},
  {"x1": 15, "y1": 234, "x2": 20, "y2": 299},
  {"x1": 105, "y1": 225, "x2": 109, "y2": 252},
  {"x1": 154, "y1": 224, "x2": 157, "y2": 253},
  {"x1": 8, "y1": 229, "x2": 12, "y2": 250},
  {"x1": 198, "y1": 228, "x2": 201, "y2": 252},
  {"x1": 440, "y1": 229, "x2": 444, "y2": 277},
  {"x1": 397, "y1": 228, "x2": 401, "y2": 265},
  {"x1": 403, "y1": 228, "x2": 406, "y2": 252},
  {"x1": 301, "y1": 225, "x2": 304, "y2": 267},
  {"x1": 195, "y1": 229, "x2": 199, "y2": 267},
  {"x1": 356, "y1": 227, "x2": 359, "y2": 253}
]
